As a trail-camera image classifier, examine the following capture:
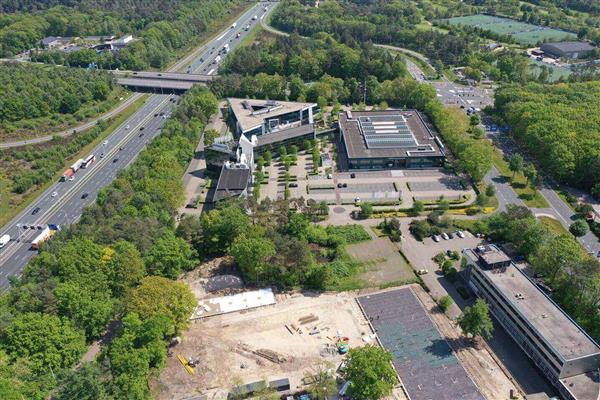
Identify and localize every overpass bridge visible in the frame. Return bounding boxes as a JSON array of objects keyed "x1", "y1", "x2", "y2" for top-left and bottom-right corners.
[{"x1": 113, "y1": 70, "x2": 214, "y2": 92}]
